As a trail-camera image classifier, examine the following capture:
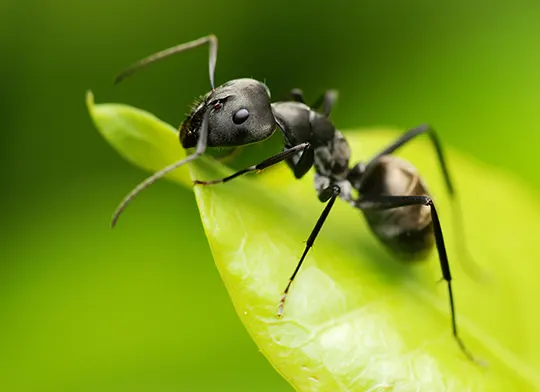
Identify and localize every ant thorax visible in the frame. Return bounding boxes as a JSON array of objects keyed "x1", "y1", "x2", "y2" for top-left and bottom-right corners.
[
  {"x1": 313, "y1": 130, "x2": 350, "y2": 178},
  {"x1": 313, "y1": 130, "x2": 354, "y2": 202}
]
